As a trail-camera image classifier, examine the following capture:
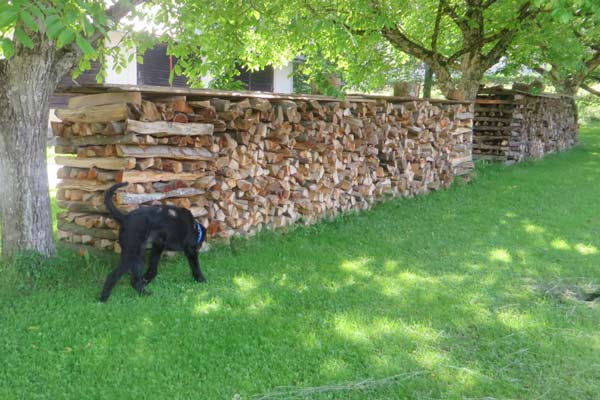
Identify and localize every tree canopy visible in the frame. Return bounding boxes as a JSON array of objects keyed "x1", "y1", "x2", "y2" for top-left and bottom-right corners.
[
  {"x1": 2, "y1": 1, "x2": 599, "y2": 99},
  {"x1": 150, "y1": 0, "x2": 543, "y2": 100},
  {"x1": 501, "y1": 1, "x2": 600, "y2": 95}
]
